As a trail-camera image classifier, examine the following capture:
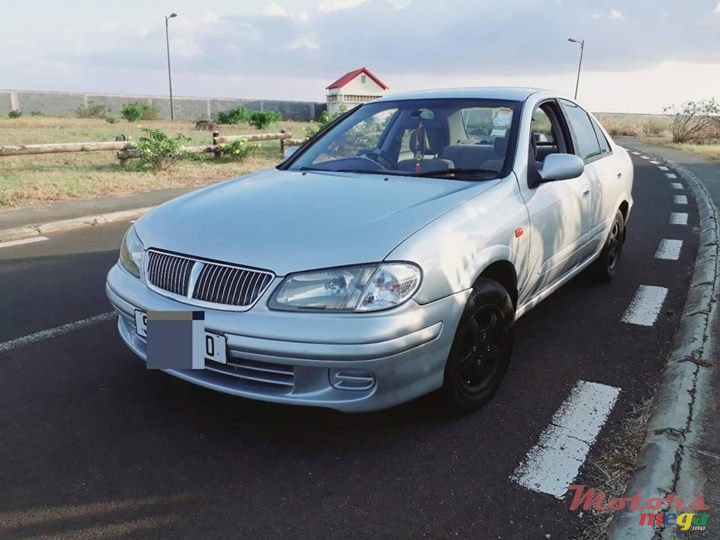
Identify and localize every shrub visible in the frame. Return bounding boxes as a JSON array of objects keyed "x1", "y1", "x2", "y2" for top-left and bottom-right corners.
[
  {"x1": 221, "y1": 139, "x2": 252, "y2": 161},
  {"x1": 641, "y1": 118, "x2": 664, "y2": 136},
  {"x1": 664, "y1": 99, "x2": 720, "y2": 143},
  {"x1": 304, "y1": 110, "x2": 332, "y2": 139},
  {"x1": 30, "y1": 110, "x2": 44, "y2": 116},
  {"x1": 105, "y1": 116, "x2": 118, "y2": 124},
  {"x1": 121, "y1": 102, "x2": 160, "y2": 122},
  {"x1": 216, "y1": 106, "x2": 251, "y2": 125},
  {"x1": 76, "y1": 101, "x2": 109, "y2": 119},
  {"x1": 7, "y1": 110, "x2": 22, "y2": 119},
  {"x1": 136, "y1": 128, "x2": 190, "y2": 171},
  {"x1": 248, "y1": 111, "x2": 281, "y2": 130}
]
